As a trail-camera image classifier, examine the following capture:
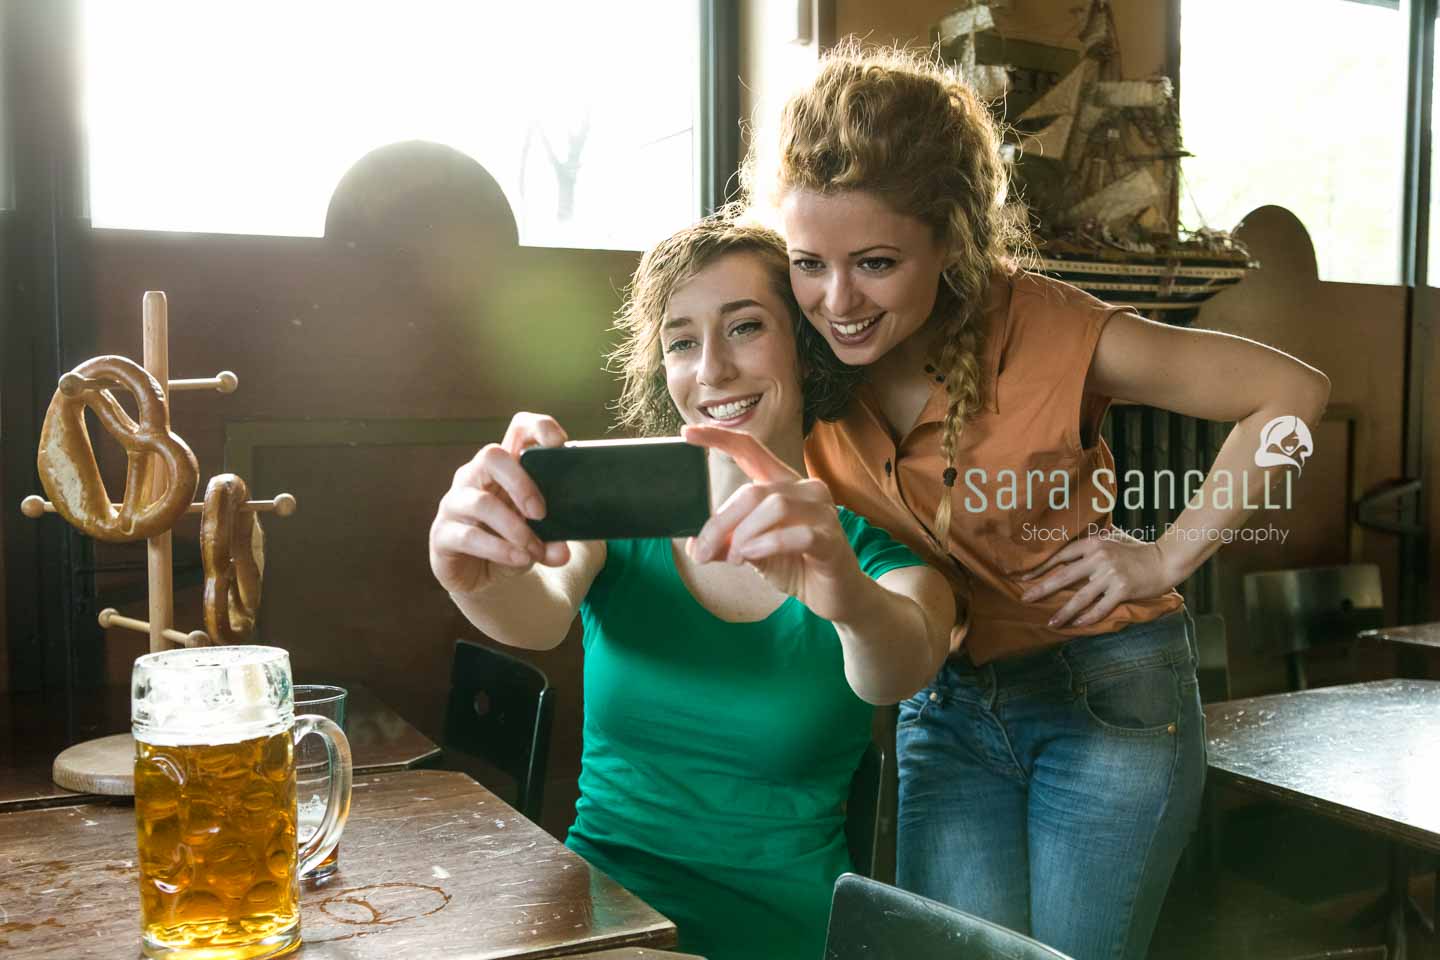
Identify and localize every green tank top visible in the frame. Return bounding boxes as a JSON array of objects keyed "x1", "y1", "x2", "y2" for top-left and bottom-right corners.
[{"x1": 566, "y1": 508, "x2": 925, "y2": 960}]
